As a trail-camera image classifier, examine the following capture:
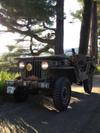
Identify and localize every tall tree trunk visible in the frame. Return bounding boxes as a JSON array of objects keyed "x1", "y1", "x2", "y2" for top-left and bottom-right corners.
[
  {"x1": 79, "y1": 0, "x2": 93, "y2": 55},
  {"x1": 55, "y1": 0, "x2": 64, "y2": 55},
  {"x1": 90, "y1": 2, "x2": 98, "y2": 62}
]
